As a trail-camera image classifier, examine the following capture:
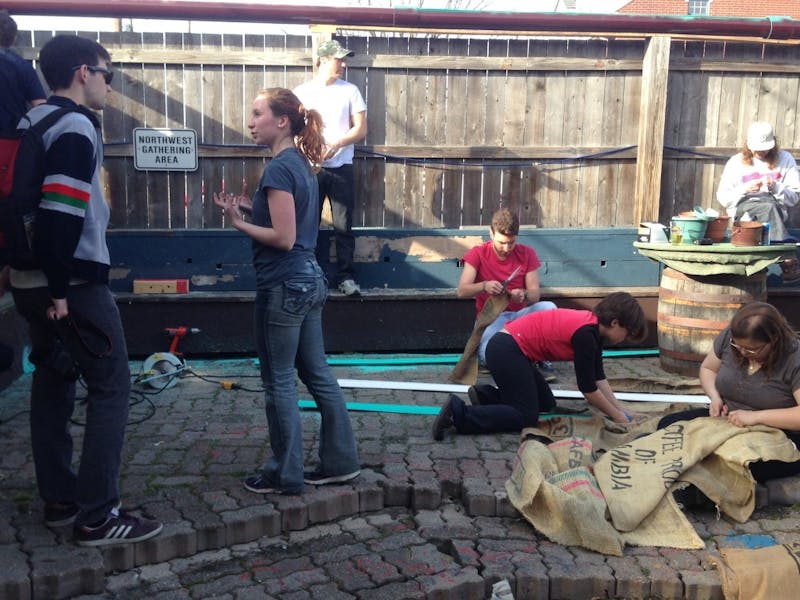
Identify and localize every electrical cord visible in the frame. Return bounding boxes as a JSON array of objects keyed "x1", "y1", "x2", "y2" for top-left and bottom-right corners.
[
  {"x1": 2, "y1": 362, "x2": 272, "y2": 425},
  {"x1": 0, "y1": 409, "x2": 29, "y2": 425},
  {"x1": 182, "y1": 368, "x2": 265, "y2": 393}
]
